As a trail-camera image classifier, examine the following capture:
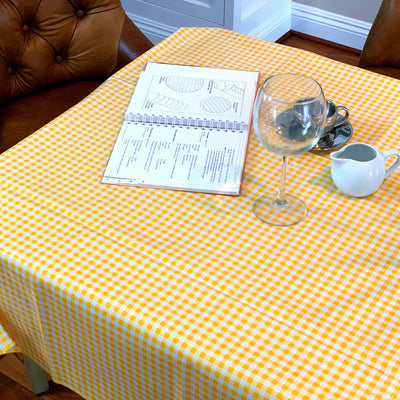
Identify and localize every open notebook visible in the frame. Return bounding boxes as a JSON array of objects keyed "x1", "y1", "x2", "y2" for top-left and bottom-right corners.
[{"x1": 102, "y1": 62, "x2": 259, "y2": 195}]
